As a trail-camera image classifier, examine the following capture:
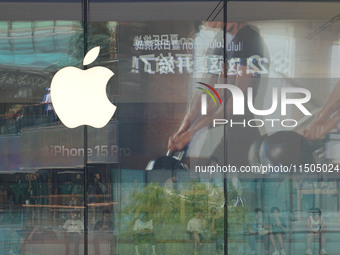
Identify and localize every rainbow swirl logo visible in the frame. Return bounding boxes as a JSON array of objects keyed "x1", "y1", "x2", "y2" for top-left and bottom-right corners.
[{"x1": 196, "y1": 82, "x2": 222, "y2": 115}]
